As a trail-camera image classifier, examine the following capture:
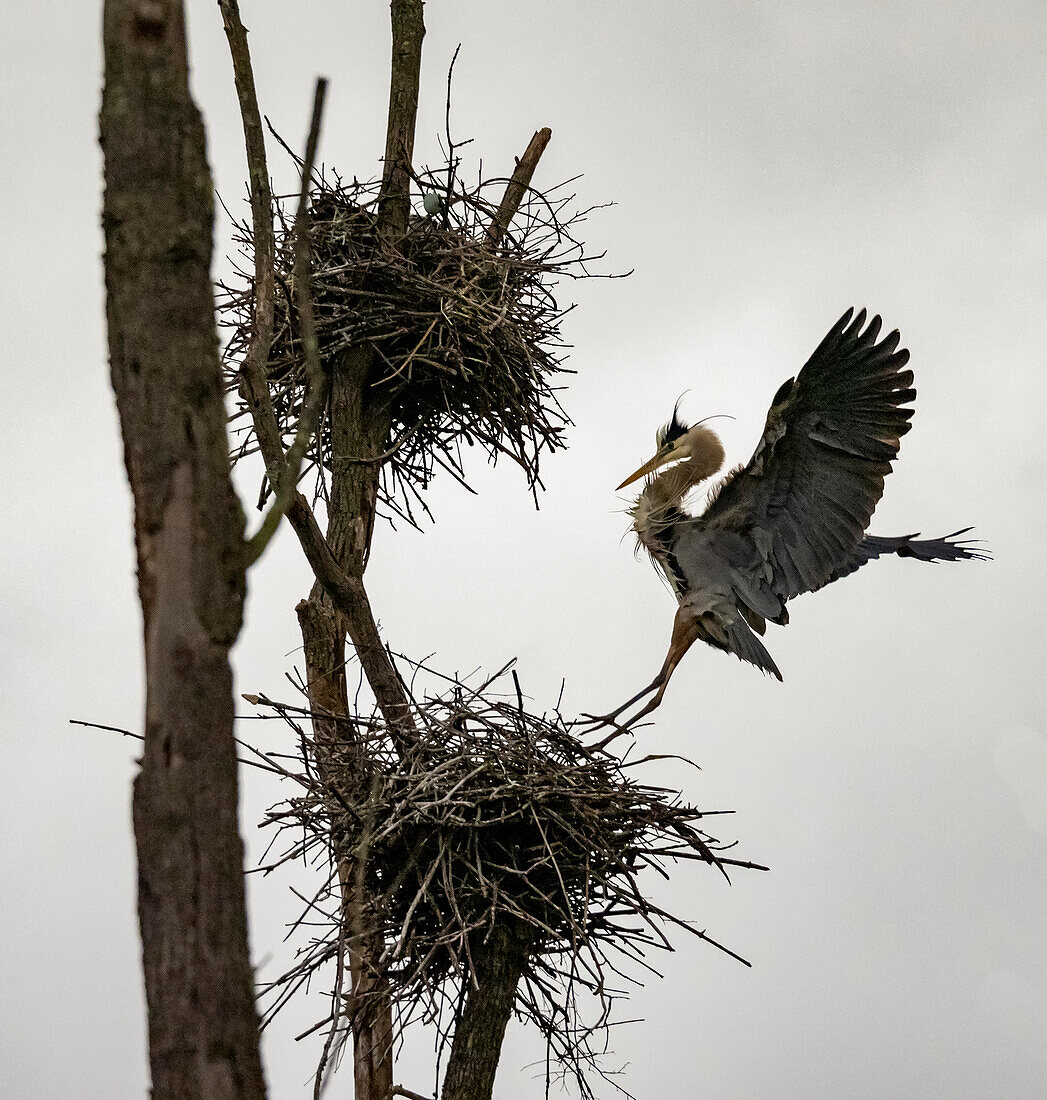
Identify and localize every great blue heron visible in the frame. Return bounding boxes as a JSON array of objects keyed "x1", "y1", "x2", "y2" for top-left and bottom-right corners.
[{"x1": 597, "y1": 308, "x2": 987, "y2": 729}]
